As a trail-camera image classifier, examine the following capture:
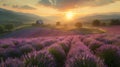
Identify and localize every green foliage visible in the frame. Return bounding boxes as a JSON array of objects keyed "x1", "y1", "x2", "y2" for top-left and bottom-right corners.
[
  {"x1": 75, "y1": 22, "x2": 83, "y2": 28},
  {"x1": 92, "y1": 20, "x2": 101, "y2": 26},
  {"x1": 96, "y1": 46, "x2": 120, "y2": 67},
  {"x1": 24, "y1": 51, "x2": 56, "y2": 67},
  {"x1": 19, "y1": 45, "x2": 34, "y2": 54},
  {"x1": 4, "y1": 24, "x2": 14, "y2": 31},
  {"x1": 31, "y1": 44, "x2": 43, "y2": 51},
  {"x1": 0, "y1": 44, "x2": 10, "y2": 49},
  {"x1": 110, "y1": 19, "x2": 120, "y2": 25},
  {"x1": 49, "y1": 47, "x2": 66, "y2": 67},
  {"x1": 60, "y1": 43, "x2": 70, "y2": 54},
  {"x1": 0, "y1": 25, "x2": 5, "y2": 34},
  {"x1": 77, "y1": 27, "x2": 105, "y2": 34}
]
